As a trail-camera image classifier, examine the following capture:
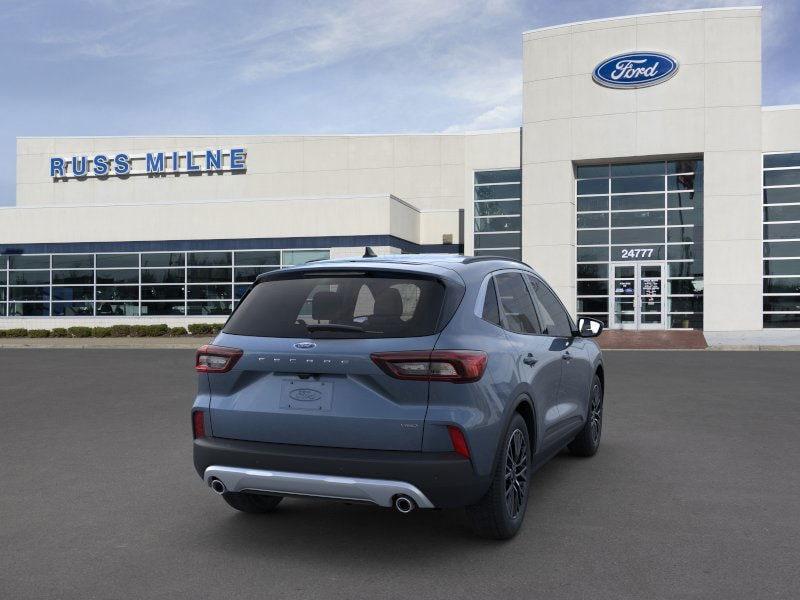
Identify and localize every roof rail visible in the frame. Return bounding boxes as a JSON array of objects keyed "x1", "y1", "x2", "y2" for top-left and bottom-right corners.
[{"x1": 461, "y1": 255, "x2": 533, "y2": 268}]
